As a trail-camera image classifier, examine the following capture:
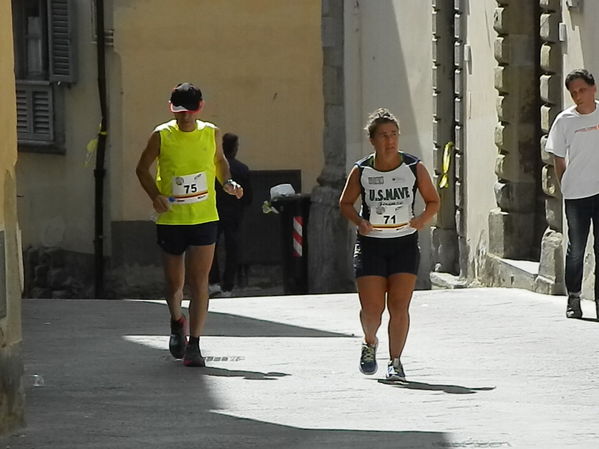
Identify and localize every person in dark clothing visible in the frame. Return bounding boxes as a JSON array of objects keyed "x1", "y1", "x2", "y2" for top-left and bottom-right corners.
[{"x1": 209, "y1": 133, "x2": 252, "y2": 296}]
